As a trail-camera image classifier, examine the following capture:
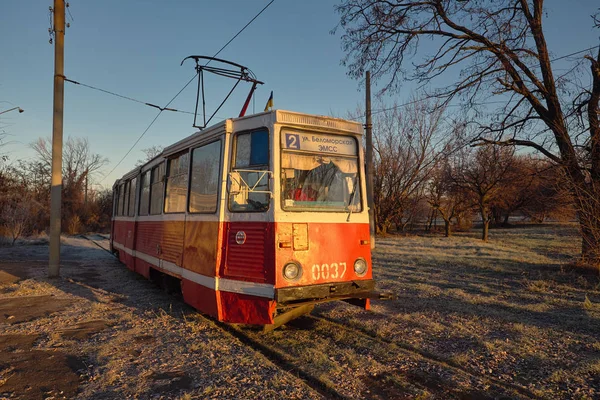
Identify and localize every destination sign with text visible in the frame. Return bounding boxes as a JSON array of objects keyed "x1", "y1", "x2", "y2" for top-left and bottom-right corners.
[{"x1": 281, "y1": 131, "x2": 357, "y2": 156}]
